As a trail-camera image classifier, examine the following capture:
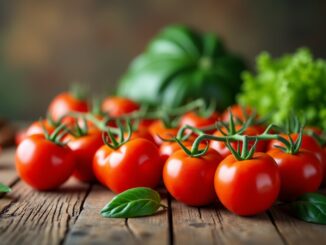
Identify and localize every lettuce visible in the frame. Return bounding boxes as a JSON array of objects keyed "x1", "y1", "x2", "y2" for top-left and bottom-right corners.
[{"x1": 237, "y1": 48, "x2": 326, "y2": 129}]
